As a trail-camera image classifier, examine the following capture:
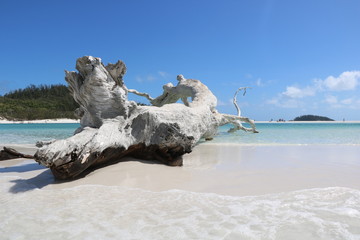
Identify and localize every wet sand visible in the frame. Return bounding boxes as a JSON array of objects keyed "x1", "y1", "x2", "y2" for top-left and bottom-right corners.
[{"x1": 1, "y1": 143, "x2": 360, "y2": 196}]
